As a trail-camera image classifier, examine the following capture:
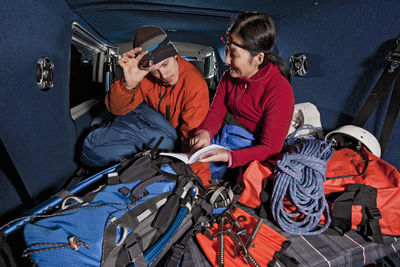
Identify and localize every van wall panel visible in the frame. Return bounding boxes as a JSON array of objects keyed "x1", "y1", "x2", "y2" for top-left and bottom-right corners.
[
  {"x1": 273, "y1": 0, "x2": 400, "y2": 167},
  {"x1": 0, "y1": 0, "x2": 80, "y2": 207}
]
